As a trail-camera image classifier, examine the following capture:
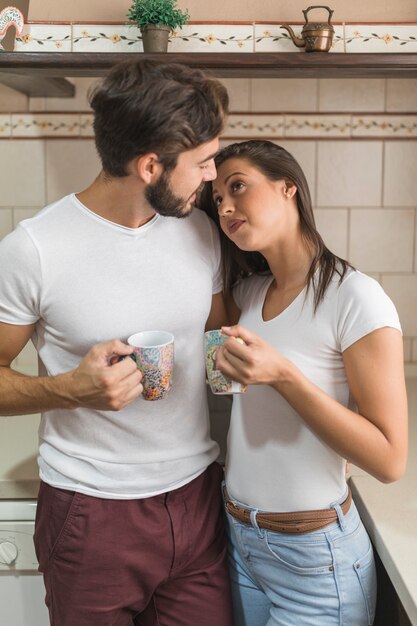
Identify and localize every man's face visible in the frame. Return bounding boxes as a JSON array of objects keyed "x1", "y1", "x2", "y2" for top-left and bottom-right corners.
[{"x1": 145, "y1": 138, "x2": 219, "y2": 219}]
